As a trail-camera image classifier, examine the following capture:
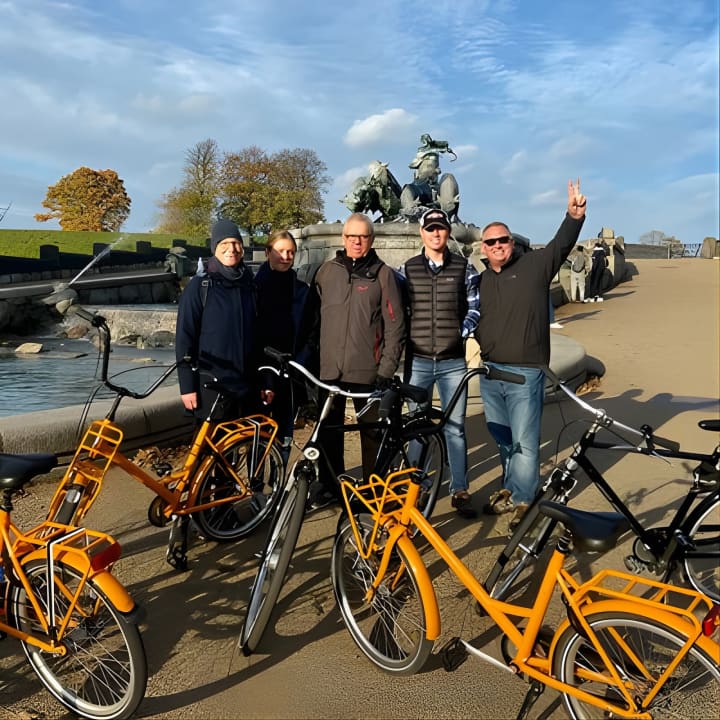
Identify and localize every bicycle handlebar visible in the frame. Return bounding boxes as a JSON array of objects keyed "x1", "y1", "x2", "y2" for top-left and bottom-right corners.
[
  {"x1": 73, "y1": 306, "x2": 178, "y2": 402},
  {"x1": 544, "y1": 366, "x2": 681, "y2": 452},
  {"x1": 260, "y1": 348, "x2": 372, "y2": 401}
]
